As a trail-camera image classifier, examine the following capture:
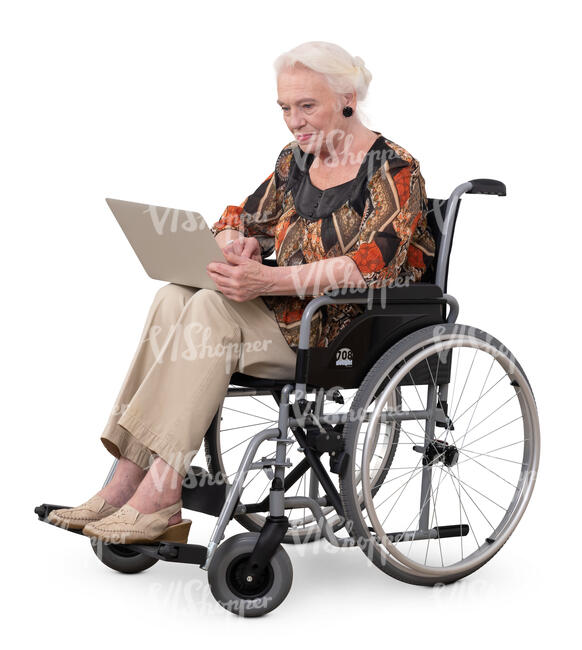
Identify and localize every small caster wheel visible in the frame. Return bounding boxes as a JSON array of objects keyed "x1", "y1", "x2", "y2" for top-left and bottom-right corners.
[
  {"x1": 207, "y1": 533, "x2": 293, "y2": 617},
  {"x1": 90, "y1": 537, "x2": 158, "y2": 574}
]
